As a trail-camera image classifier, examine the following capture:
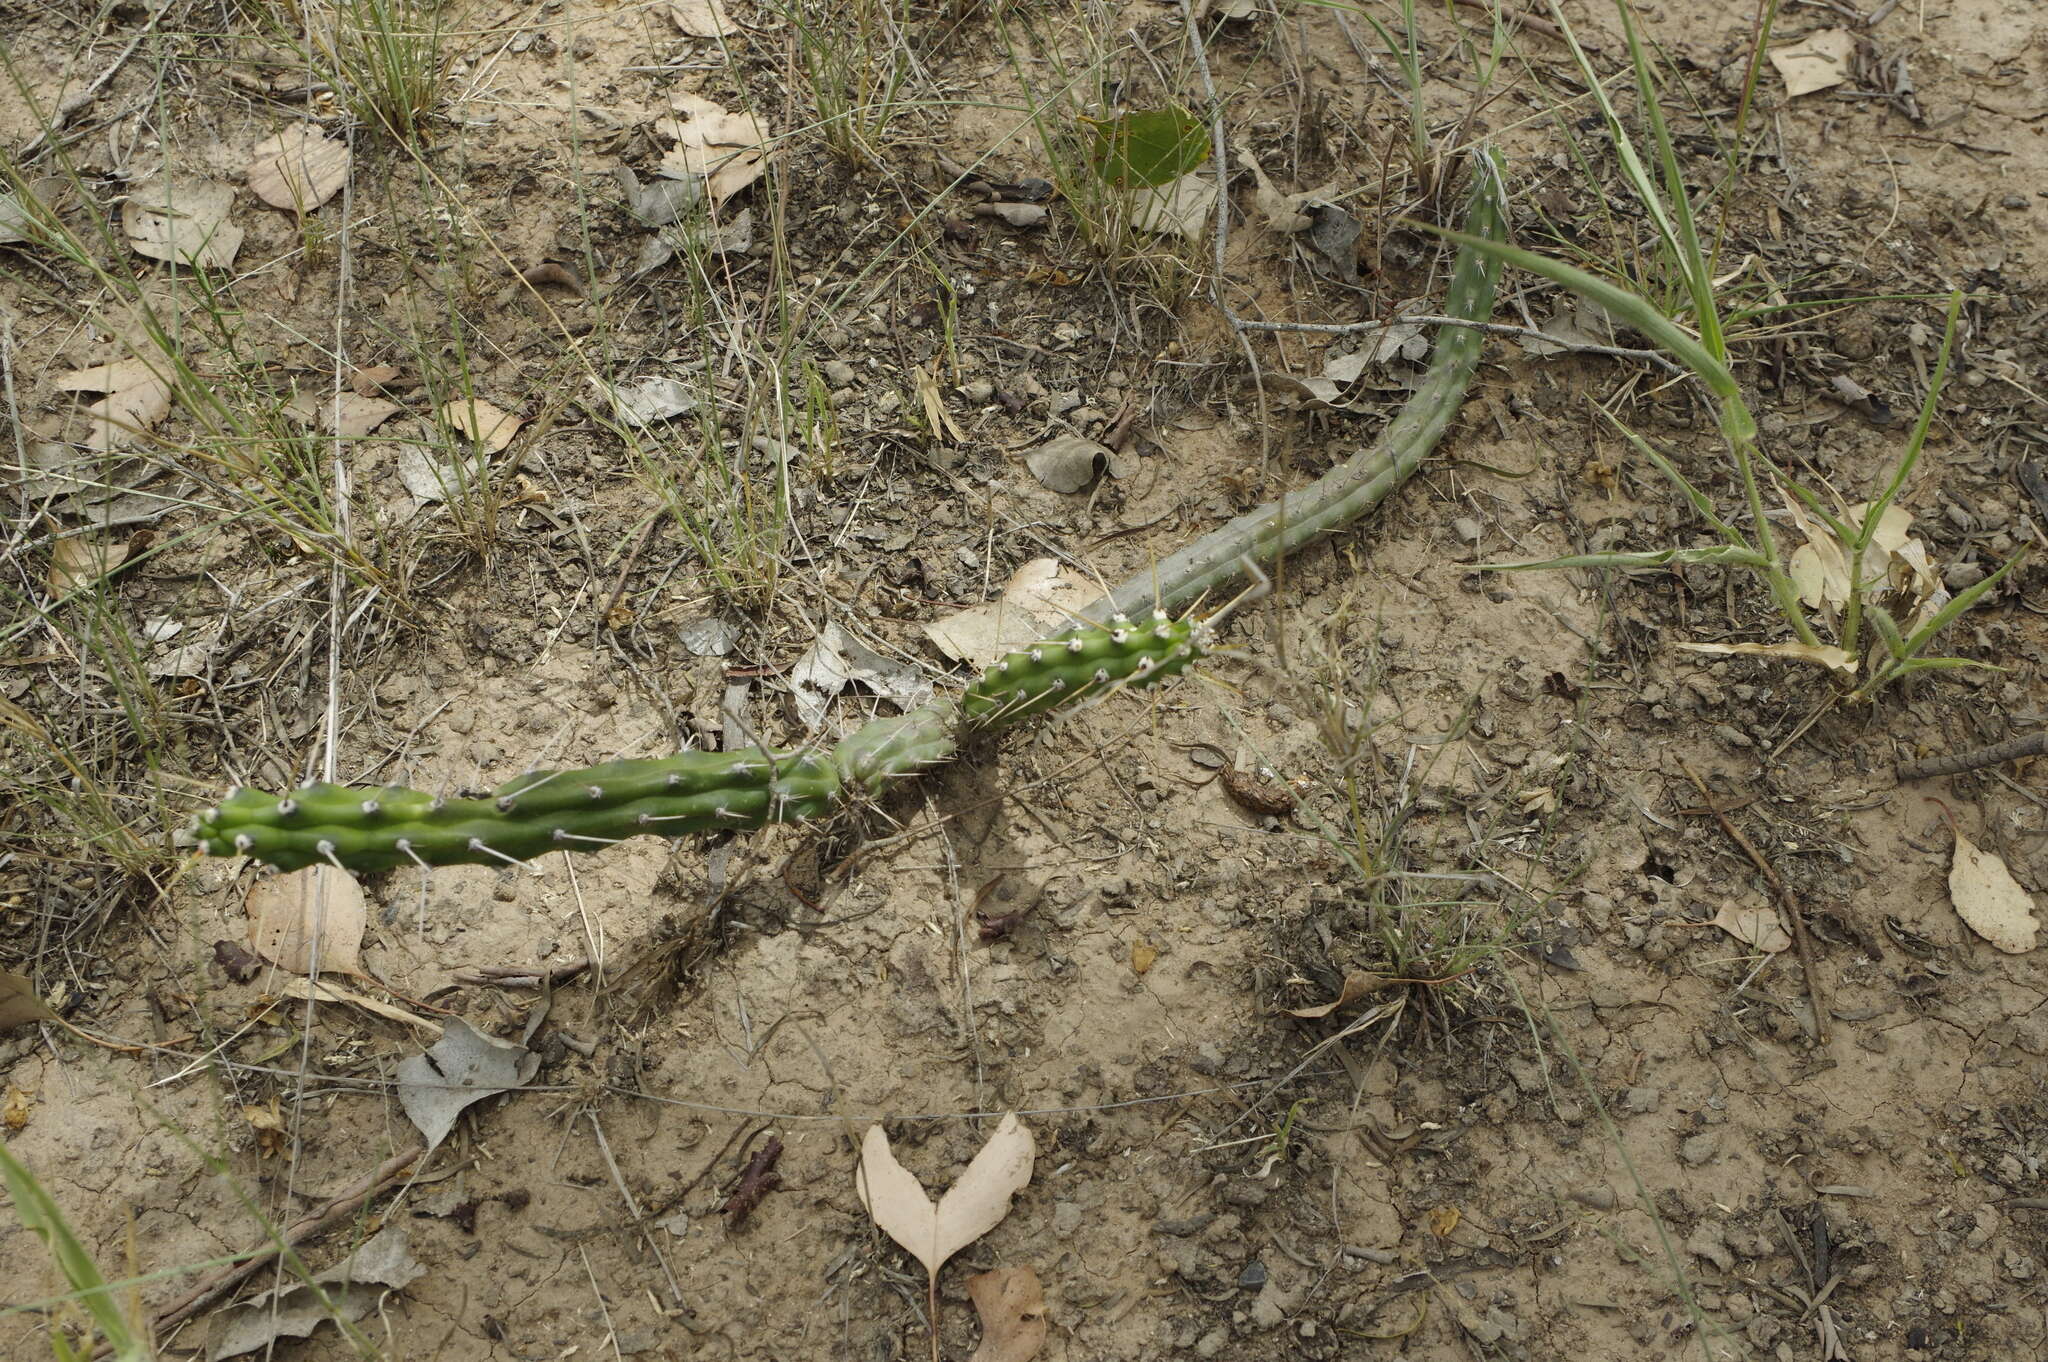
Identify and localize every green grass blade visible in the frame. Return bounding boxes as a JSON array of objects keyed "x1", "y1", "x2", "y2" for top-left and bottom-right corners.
[{"x1": 0, "y1": 1142, "x2": 148, "y2": 1359}]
